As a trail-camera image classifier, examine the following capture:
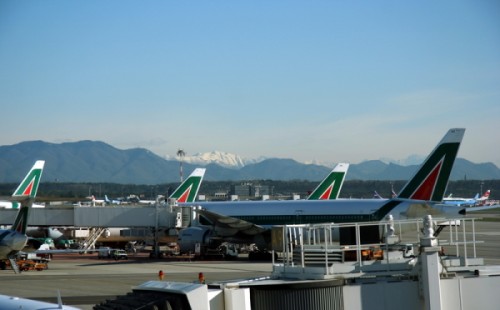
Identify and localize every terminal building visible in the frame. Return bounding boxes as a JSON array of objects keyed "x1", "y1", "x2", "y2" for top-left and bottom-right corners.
[{"x1": 230, "y1": 183, "x2": 273, "y2": 200}]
